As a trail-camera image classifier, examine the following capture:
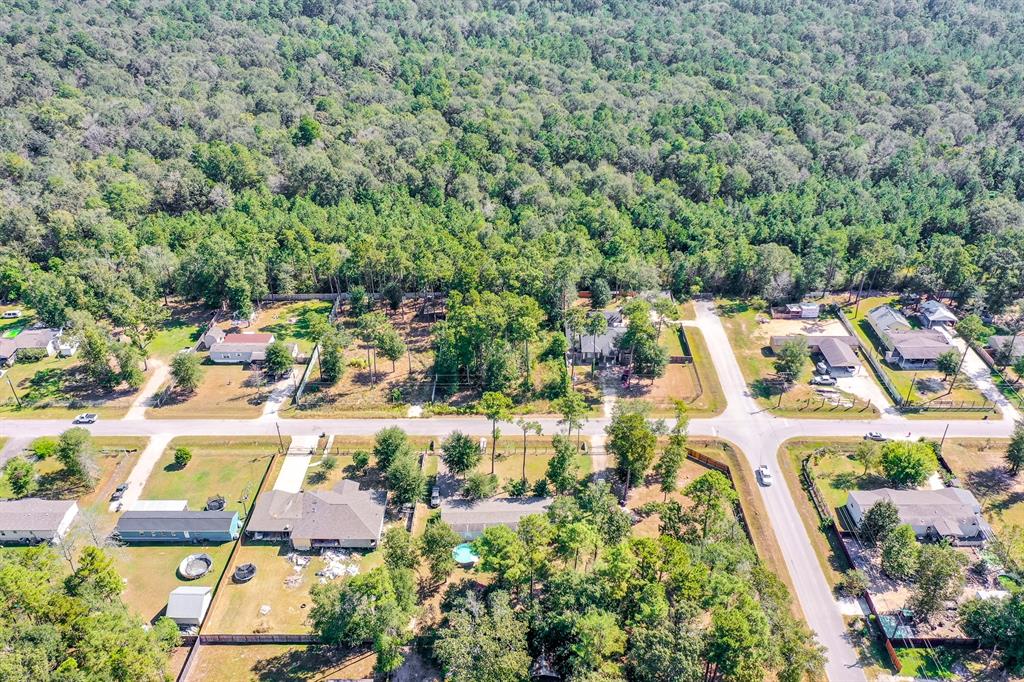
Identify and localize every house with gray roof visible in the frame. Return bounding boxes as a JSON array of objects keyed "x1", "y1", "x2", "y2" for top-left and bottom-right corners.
[
  {"x1": 567, "y1": 310, "x2": 629, "y2": 367},
  {"x1": 0, "y1": 498, "x2": 78, "y2": 544},
  {"x1": 885, "y1": 329, "x2": 954, "y2": 369},
  {"x1": 209, "y1": 332, "x2": 280, "y2": 364},
  {"x1": 866, "y1": 305, "x2": 913, "y2": 350},
  {"x1": 769, "y1": 335, "x2": 861, "y2": 376},
  {"x1": 846, "y1": 487, "x2": 991, "y2": 545},
  {"x1": 987, "y1": 335, "x2": 1024, "y2": 363},
  {"x1": 0, "y1": 327, "x2": 78, "y2": 366},
  {"x1": 918, "y1": 300, "x2": 958, "y2": 328},
  {"x1": 114, "y1": 510, "x2": 240, "y2": 543},
  {"x1": 246, "y1": 480, "x2": 386, "y2": 550},
  {"x1": 441, "y1": 496, "x2": 552, "y2": 539}
]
